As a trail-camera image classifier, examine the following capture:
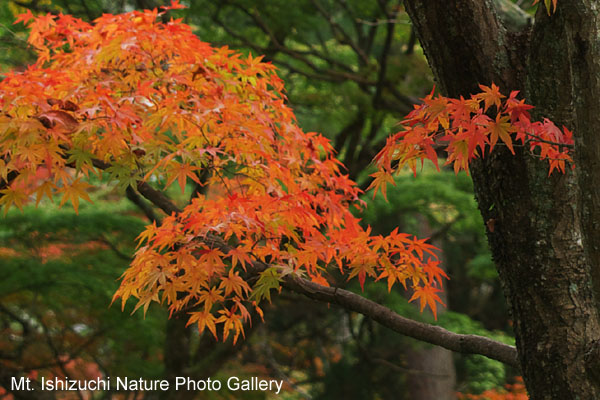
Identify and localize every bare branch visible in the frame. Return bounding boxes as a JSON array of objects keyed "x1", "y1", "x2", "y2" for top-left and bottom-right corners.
[
  {"x1": 135, "y1": 181, "x2": 182, "y2": 215},
  {"x1": 373, "y1": 6, "x2": 398, "y2": 106},
  {"x1": 210, "y1": 11, "x2": 376, "y2": 86},
  {"x1": 125, "y1": 185, "x2": 161, "y2": 224},
  {"x1": 334, "y1": 0, "x2": 365, "y2": 45},
  {"x1": 281, "y1": 276, "x2": 519, "y2": 369},
  {"x1": 309, "y1": 0, "x2": 369, "y2": 65}
]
